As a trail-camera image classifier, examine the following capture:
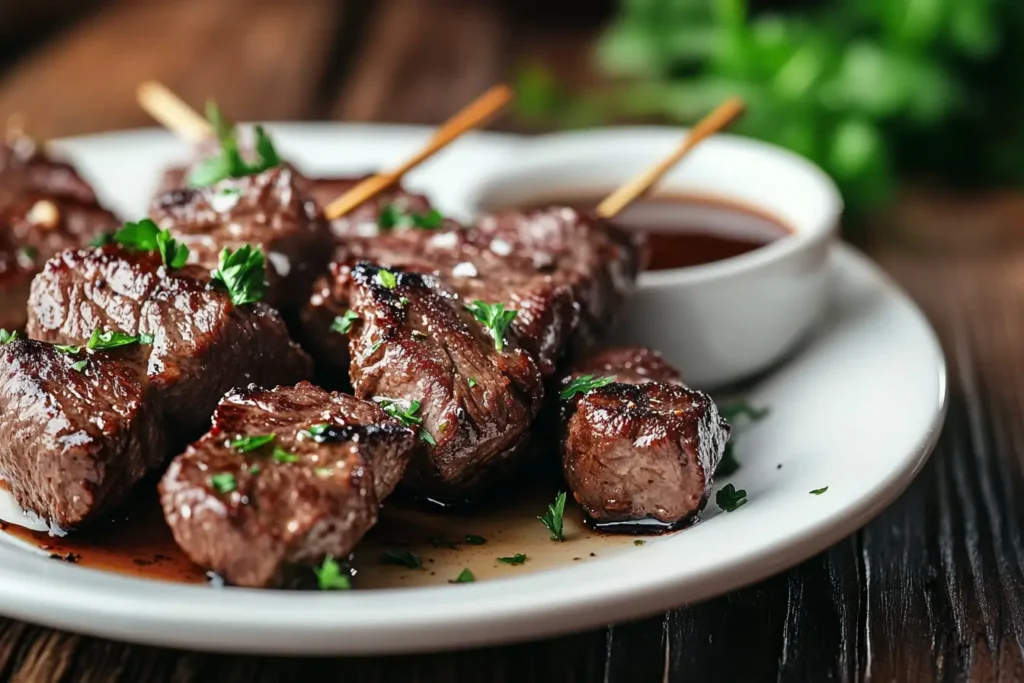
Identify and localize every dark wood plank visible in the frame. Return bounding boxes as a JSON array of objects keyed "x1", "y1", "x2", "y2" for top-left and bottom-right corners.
[{"x1": 0, "y1": 0, "x2": 343, "y2": 139}]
